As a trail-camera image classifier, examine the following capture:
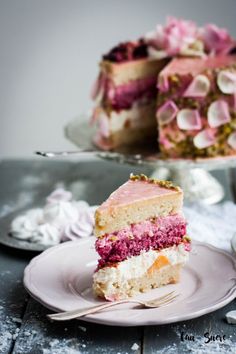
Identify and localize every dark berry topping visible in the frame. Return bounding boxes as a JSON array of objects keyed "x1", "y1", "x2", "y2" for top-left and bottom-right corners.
[
  {"x1": 229, "y1": 47, "x2": 236, "y2": 55},
  {"x1": 103, "y1": 39, "x2": 148, "y2": 63}
]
